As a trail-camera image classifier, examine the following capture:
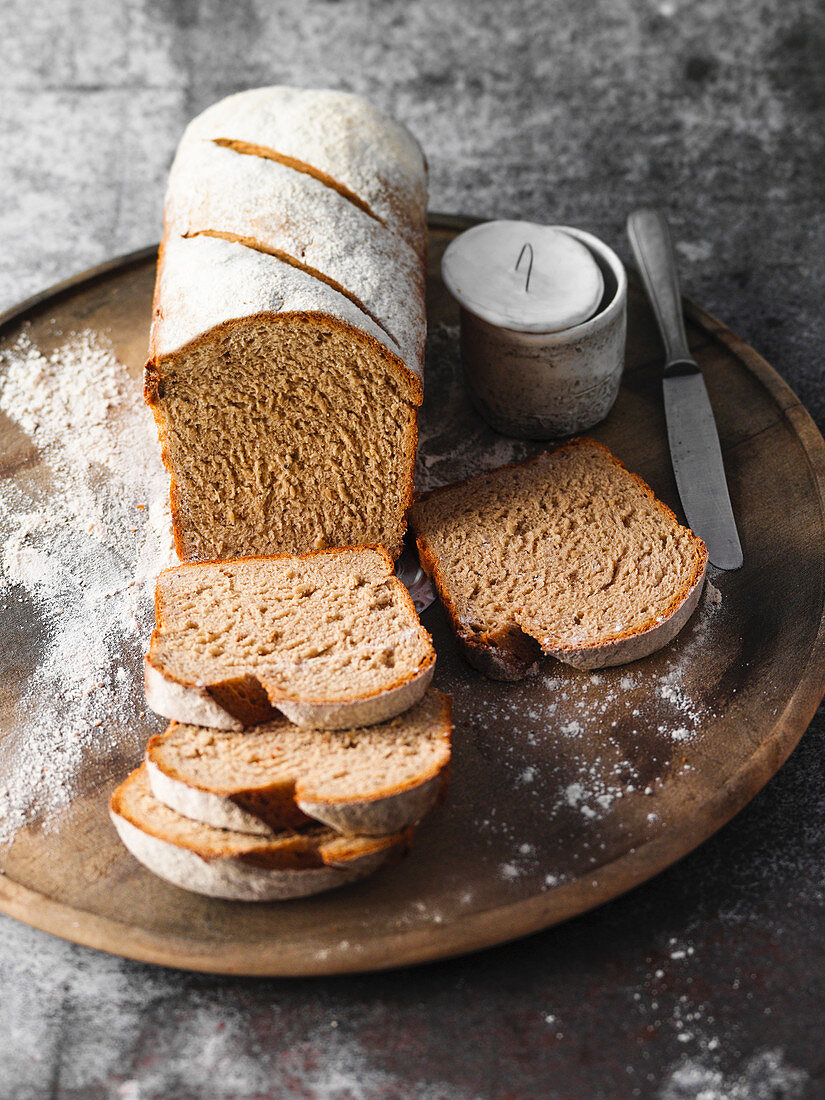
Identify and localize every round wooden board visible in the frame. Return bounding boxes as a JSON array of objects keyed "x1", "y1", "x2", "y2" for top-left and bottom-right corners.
[{"x1": 1, "y1": 215, "x2": 824, "y2": 976}]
